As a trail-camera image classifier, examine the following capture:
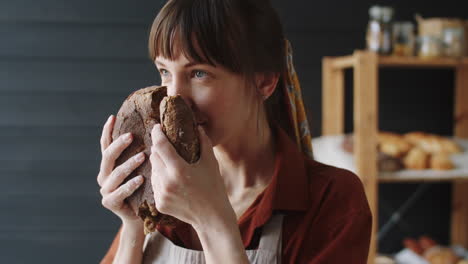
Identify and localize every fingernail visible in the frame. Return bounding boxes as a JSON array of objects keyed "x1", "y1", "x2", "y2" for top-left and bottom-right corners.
[
  {"x1": 107, "y1": 115, "x2": 113, "y2": 122},
  {"x1": 136, "y1": 175, "x2": 144, "y2": 183},
  {"x1": 124, "y1": 133, "x2": 132, "y2": 142},
  {"x1": 135, "y1": 152, "x2": 145, "y2": 162}
]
